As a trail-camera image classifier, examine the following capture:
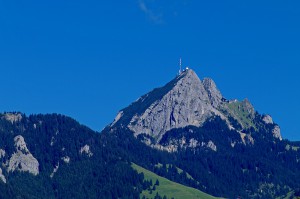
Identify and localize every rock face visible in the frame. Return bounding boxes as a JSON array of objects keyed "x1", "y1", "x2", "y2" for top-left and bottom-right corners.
[
  {"x1": 115, "y1": 69, "x2": 224, "y2": 140},
  {"x1": 7, "y1": 135, "x2": 39, "y2": 175},
  {"x1": 202, "y1": 78, "x2": 223, "y2": 108},
  {"x1": 80, "y1": 145, "x2": 93, "y2": 157},
  {"x1": 272, "y1": 125, "x2": 282, "y2": 141}
]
